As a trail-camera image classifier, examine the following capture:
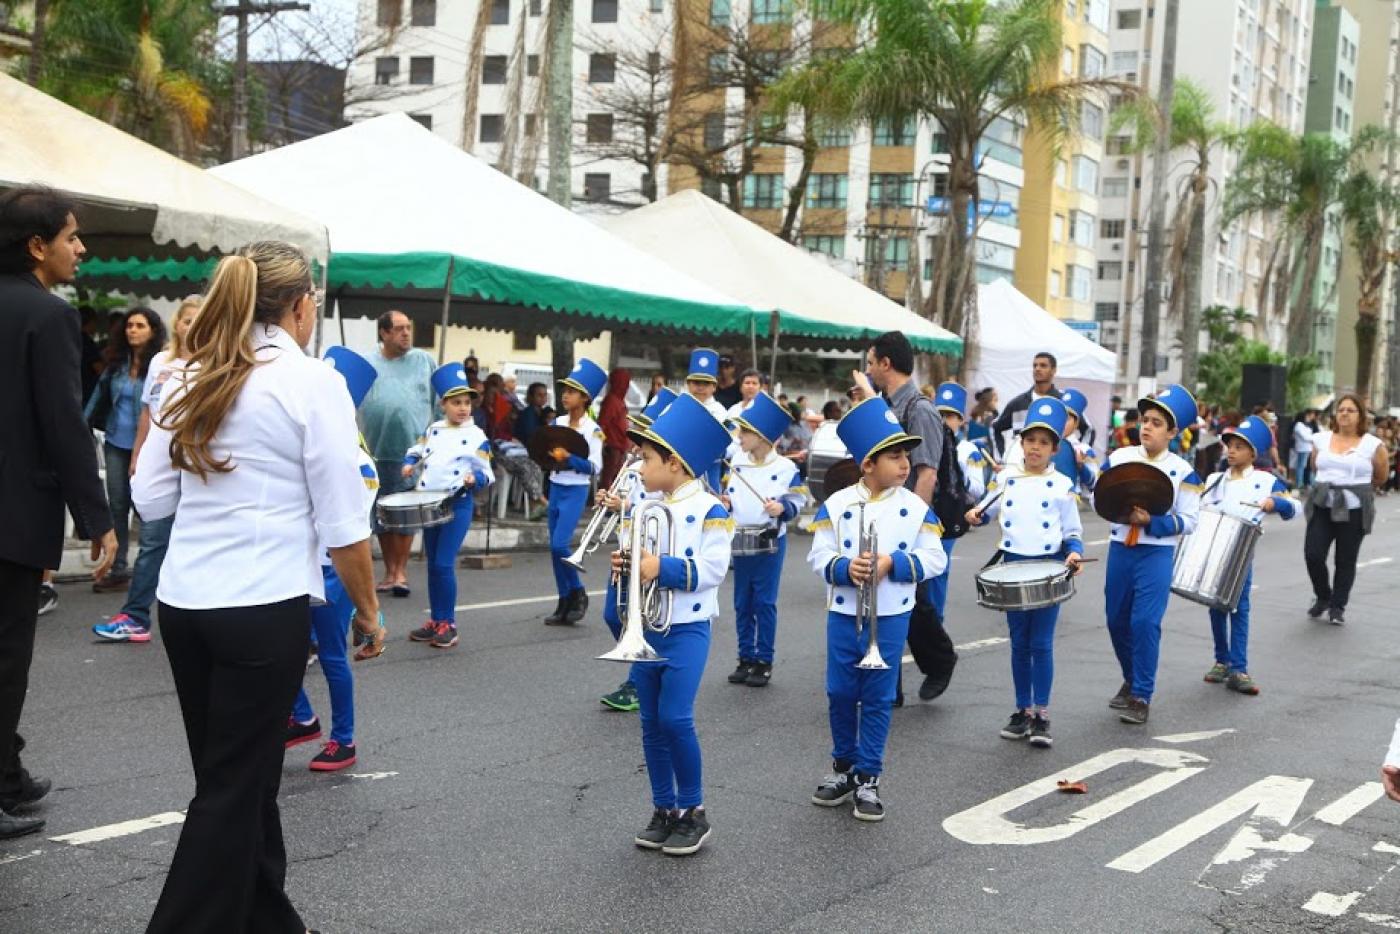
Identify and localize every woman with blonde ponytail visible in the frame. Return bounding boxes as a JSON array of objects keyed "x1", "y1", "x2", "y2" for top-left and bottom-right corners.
[{"x1": 133, "y1": 241, "x2": 383, "y2": 934}]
